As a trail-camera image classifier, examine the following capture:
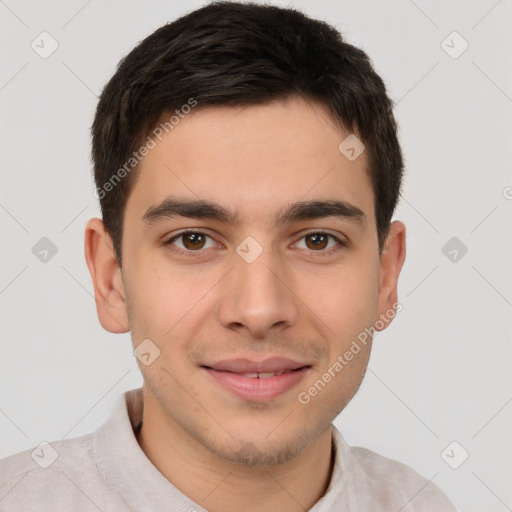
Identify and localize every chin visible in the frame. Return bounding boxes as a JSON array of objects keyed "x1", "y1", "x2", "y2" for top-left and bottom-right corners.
[
  {"x1": 198, "y1": 420, "x2": 323, "y2": 467},
  {"x1": 208, "y1": 435, "x2": 310, "y2": 467}
]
